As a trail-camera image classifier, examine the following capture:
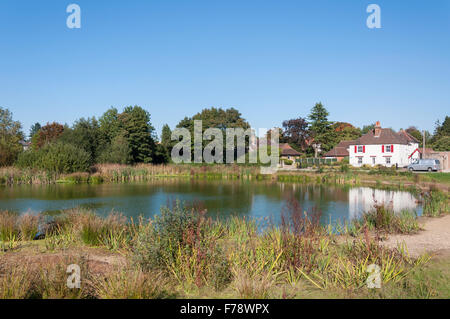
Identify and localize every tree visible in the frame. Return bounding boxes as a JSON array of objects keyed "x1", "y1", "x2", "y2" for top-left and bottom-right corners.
[
  {"x1": 361, "y1": 123, "x2": 375, "y2": 134},
  {"x1": 59, "y1": 117, "x2": 100, "y2": 164},
  {"x1": 282, "y1": 118, "x2": 309, "y2": 151},
  {"x1": 16, "y1": 142, "x2": 90, "y2": 173},
  {"x1": 331, "y1": 122, "x2": 361, "y2": 144},
  {"x1": 161, "y1": 124, "x2": 173, "y2": 148},
  {"x1": 432, "y1": 136, "x2": 450, "y2": 151},
  {"x1": 0, "y1": 107, "x2": 24, "y2": 166},
  {"x1": 405, "y1": 126, "x2": 422, "y2": 142},
  {"x1": 307, "y1": 103, "x2": 334, "y2": 152},
  {"x1": 97, "y1": 131, "x2": 132, "y2": 164},
  {"x1": 29, "y1": 122, "x2": 41, "y2": 140},
  {"x1": 33, "y1": 122, "x2": 64, "y2": 149},
  {"x1": 176, "y1": 107, "x2": 250, "y2": 162},
  {"x1": 308, "y1": 102, "x2": 331, "y2": 136},
  {"x1": 98, "y1": 107, "x2": 121, "y2": 145},
  {"x1": 120, "y1": 106, "x2": 157, "y2": 163},
  {"x1": 431, "y1": 116, "x2": 450, "y2": 151}
]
